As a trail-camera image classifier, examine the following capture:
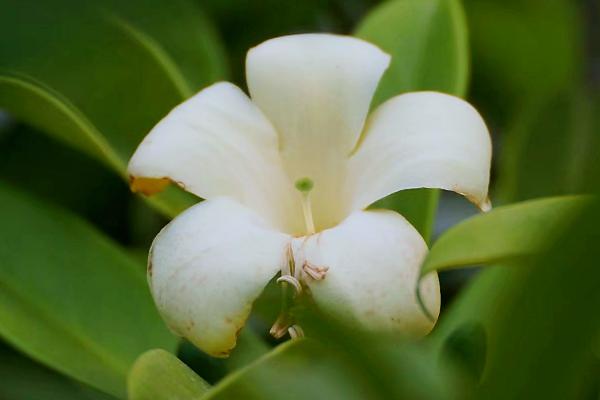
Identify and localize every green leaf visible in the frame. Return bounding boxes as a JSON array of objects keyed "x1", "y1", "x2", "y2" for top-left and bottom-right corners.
[
  {"x1": 465, "y1": 0, "x2": 582, "y2": 106},
  {"x1": 0, "y1": 125, "x2": 131, "y2": 240},
  {"x1": 128, "y1": 349, "x2": 210, "y2": 400},
  {"x1": 370, "y1": 188, "x2": 440, "y2": 243},
  {"x1": 0, "y1": 344, "x2": 115, "y2": 400},
  {"x1": 496, "y1": 89, "x2": 599, "y2": 203},
  {"x1": 463, "y1": 0, "x2": 586, "y2": 203},
  {"x1": 203, "y1": 311, "x2": 462, "y2": 400},
  {"x1": 420, "y1": 196, "x2": 590, "y2": 277},
  {"x1": 355, "y1": 0, "x2": 469, "y2": 105},
  {"x1": 431, "y1": 198, "x2": 600, "y2": 398},
  {"x1": 472, "y1": 200, "x2": 600, "y2": 399},
  {"x1": 200, "y1": 340, "x2": 381, "y2": 399},
  {"x1": 447, "y1": 199, "x2": 600, "y2": 399},
  {"x1": 441, "y1": 322, "x2": 486, "y2": 382},
  {"x1": 0, "y1": 185, "x2": 177, "y2": 398},
  {"x1": 355, "y1": 0, "x2": 469, "y2": 240},
  {"x1": 0, "y1": 0, "x2": 227, "y2": 217}
]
